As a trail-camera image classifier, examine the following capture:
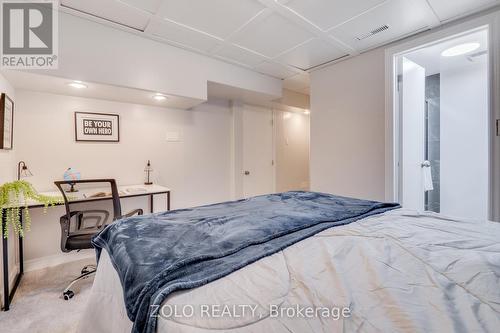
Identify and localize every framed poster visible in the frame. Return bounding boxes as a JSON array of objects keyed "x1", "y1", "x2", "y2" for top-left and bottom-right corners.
[
  {"x1": 75, "y1": 112, "x2": 120, "y2": 142},
  {"x1": 0, "y1": 93, "x2": 14, "y2": 150}
]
